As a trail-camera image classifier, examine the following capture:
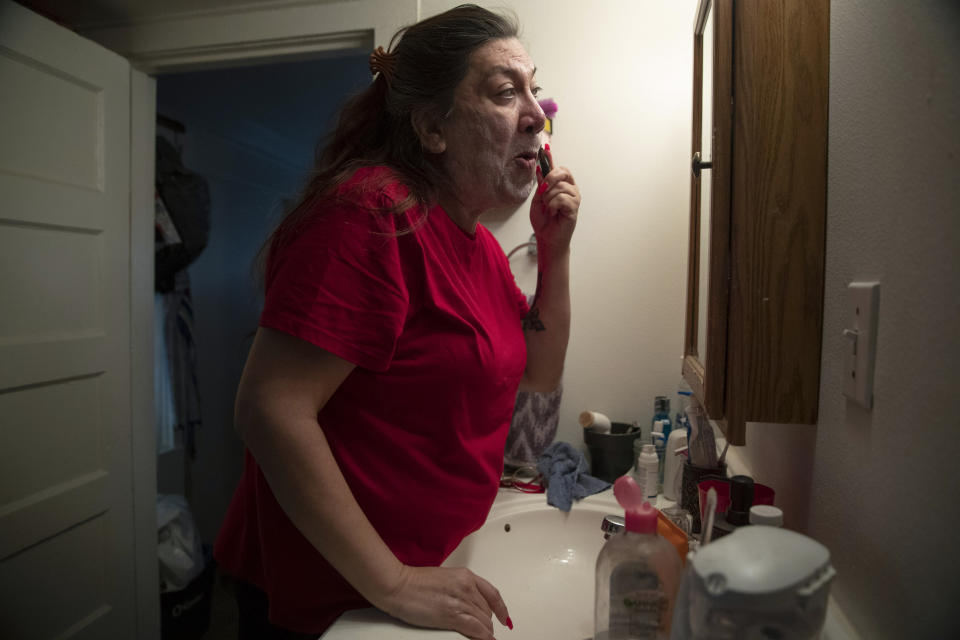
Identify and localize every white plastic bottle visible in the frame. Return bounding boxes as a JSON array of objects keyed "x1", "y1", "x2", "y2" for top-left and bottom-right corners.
[
  {"x1": 662, "y1": 429, "x2": 688, "y2": 502},
  {"x1": 595, "y1": 476, "x2": 682, "y2": 640},
  {"x1": 636, "y1": 443, "x2": 659, "y2": 499}
]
